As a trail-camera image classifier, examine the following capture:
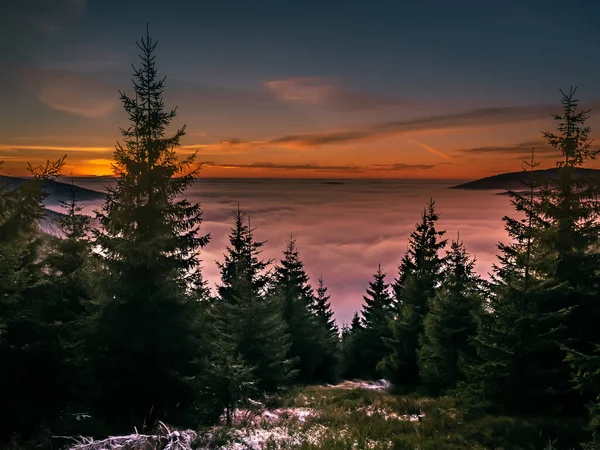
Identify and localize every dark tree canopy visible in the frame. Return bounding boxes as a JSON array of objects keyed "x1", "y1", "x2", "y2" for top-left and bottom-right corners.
[
  {"x1": 216, "y1": 208, "x2": 295, "y2": 393},
  {"x1": 380, "y1": 199, "x2": 447, "y2": 390},
  {"x1": 418, "y1": 237, "x2": 481, "y2": 395},
  {"x1": 89, "y1": 27, "x2": 210, "y2": 431}
]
